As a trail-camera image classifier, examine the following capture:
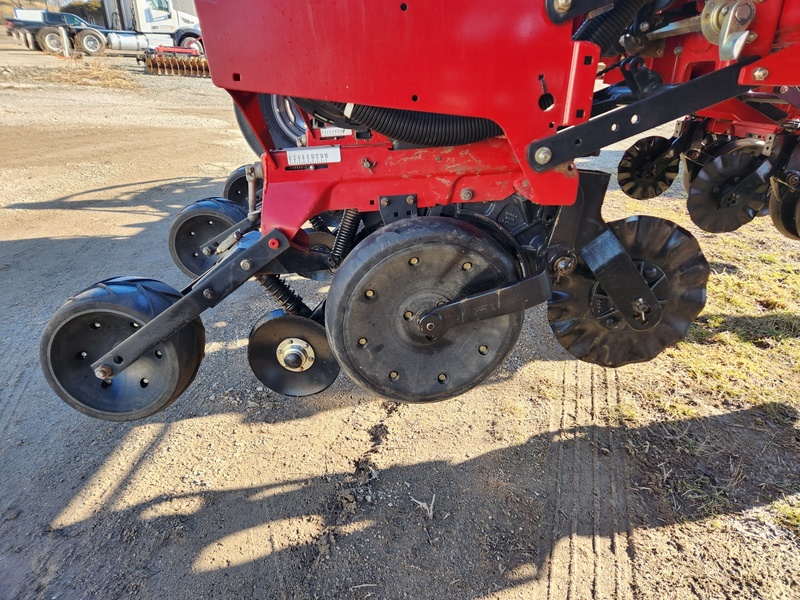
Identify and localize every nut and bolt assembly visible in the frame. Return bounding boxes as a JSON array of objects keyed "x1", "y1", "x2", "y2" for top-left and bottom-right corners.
[{"x1": 534, "y1": 147, "x2": 553, "y2": 165}]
